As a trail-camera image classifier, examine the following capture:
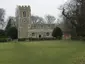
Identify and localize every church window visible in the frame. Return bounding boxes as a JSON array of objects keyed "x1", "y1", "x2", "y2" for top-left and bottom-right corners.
[
  {"x1": 46, "y1": 32, "x2": 50, "y2": 36},
  {"x1": 23, "y1": 11, "x2": 26, "y2": 17},
  {"x1": 32, "y1": 33, "x2": 35, "y2": 36}
]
